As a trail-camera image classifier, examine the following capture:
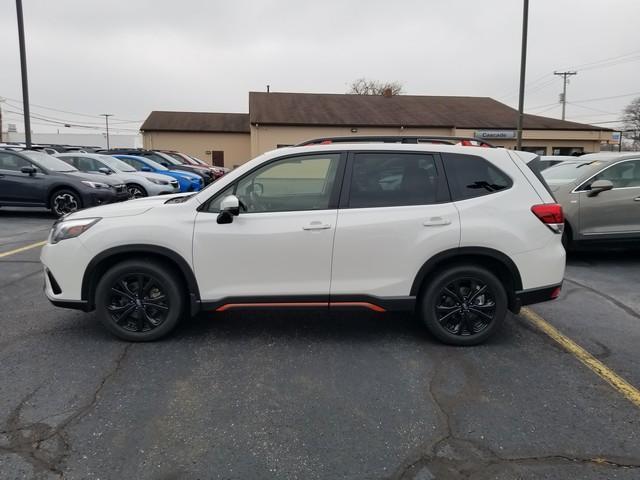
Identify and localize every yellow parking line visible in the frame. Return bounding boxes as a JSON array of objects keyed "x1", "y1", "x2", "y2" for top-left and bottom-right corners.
[
  {"x1": 0, "y1": 240, "x2": 47, "y2": 258},
  {"x1": 521, "y1": 307, "x2": 640, "y2": 409}
]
